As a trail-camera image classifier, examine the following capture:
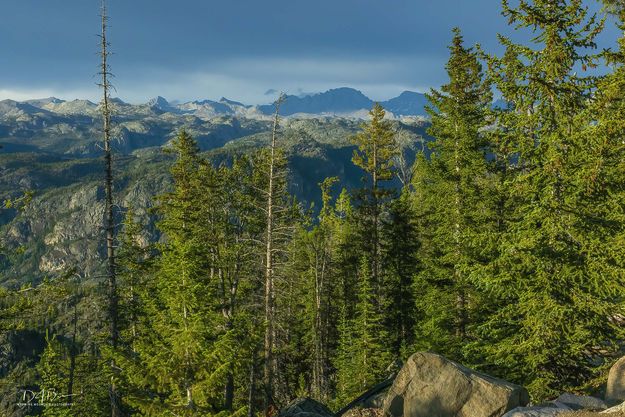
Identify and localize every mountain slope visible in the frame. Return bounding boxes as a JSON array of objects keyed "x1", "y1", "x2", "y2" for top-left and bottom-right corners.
[
  {"x1": 15, "y1": 87, "x2": 431, "y2": 119},
  {"x1": 0, "y1": 113, "x2": 430, "y2": 285}
]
